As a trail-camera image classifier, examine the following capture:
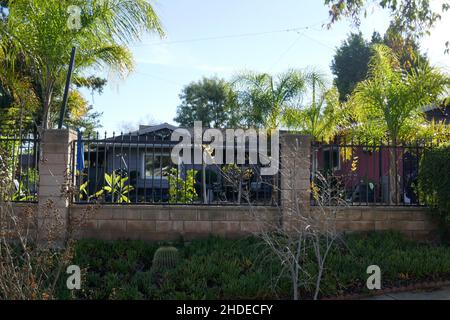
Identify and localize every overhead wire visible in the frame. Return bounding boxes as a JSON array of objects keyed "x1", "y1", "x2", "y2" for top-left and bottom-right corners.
[{"x1": 132, "y1": 20, "x2": 328, "y2": 47}]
